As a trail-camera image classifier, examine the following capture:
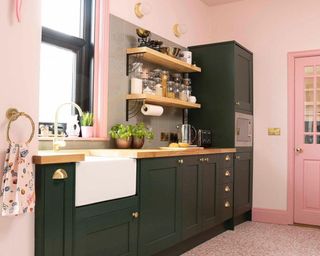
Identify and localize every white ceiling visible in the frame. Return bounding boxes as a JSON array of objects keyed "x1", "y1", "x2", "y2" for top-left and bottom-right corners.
[{"x1": 200, "y1": 0, "x2": 245, "y2": 6}]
